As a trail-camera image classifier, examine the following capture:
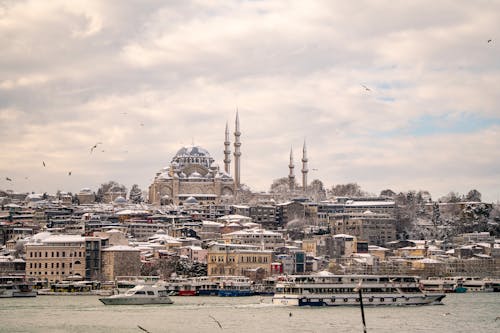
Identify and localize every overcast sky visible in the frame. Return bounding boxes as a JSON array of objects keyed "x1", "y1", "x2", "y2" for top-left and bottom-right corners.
[{"x1": 0, "y1": 0, "x2": 499, "y2": 202}]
